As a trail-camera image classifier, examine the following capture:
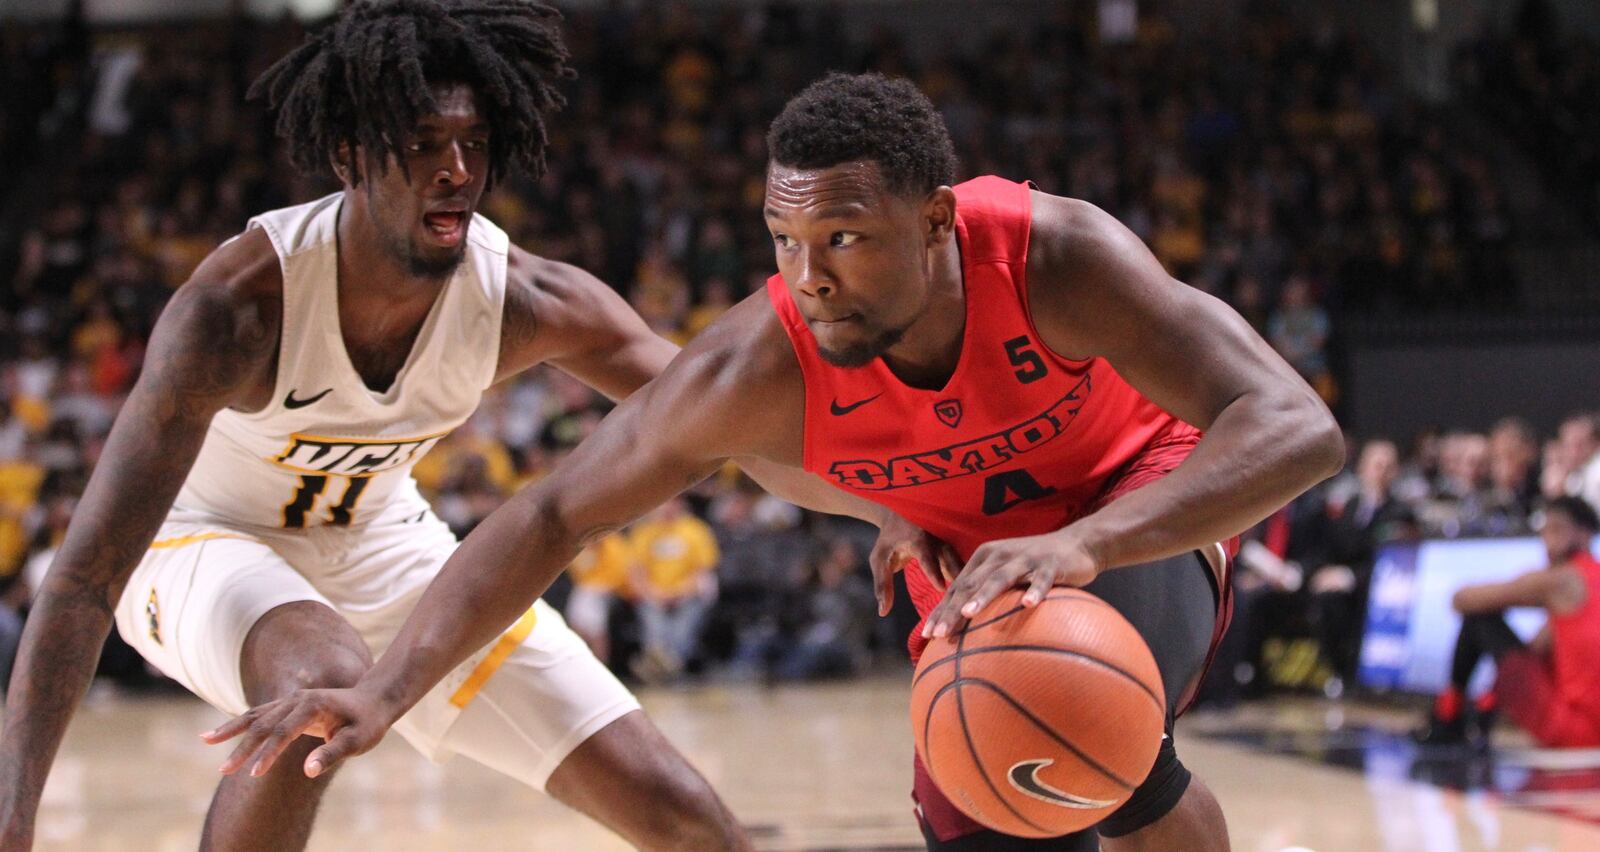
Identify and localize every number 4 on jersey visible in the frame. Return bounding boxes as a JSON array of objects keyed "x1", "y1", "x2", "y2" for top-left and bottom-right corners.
[{"x1": 981, "y1": 469, "x2": 1057, "y2": 515}]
